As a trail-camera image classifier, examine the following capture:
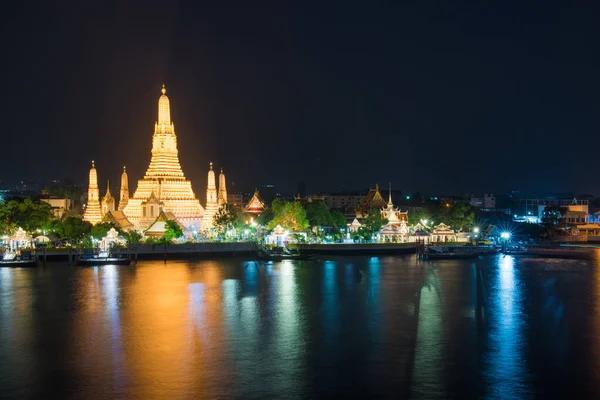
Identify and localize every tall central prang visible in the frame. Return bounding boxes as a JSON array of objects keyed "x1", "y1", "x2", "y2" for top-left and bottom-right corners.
[{"x1": 122, "y1": 85, "x2": 204, "y2": 230}]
